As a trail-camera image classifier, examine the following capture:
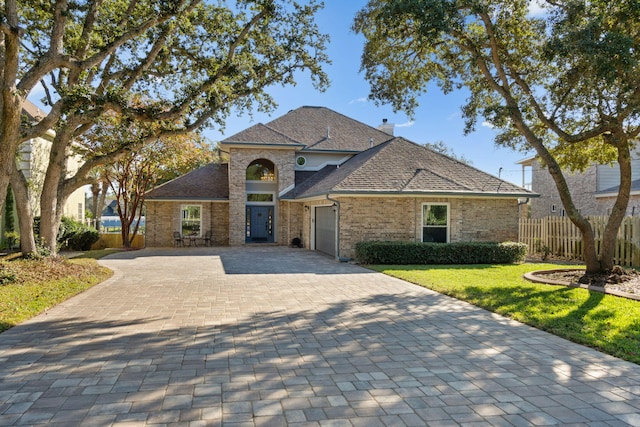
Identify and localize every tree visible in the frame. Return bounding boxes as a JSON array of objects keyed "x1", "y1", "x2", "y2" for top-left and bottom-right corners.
[
  {"x1": 1, "y1": 0, "x2": 329, "y2": 255},
  {"x1": 82, "y1": 111, "x2": 218, "y2": 248},
  {"x1": 354, "y1": 0, "x2": 640, "y2": 273}
]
